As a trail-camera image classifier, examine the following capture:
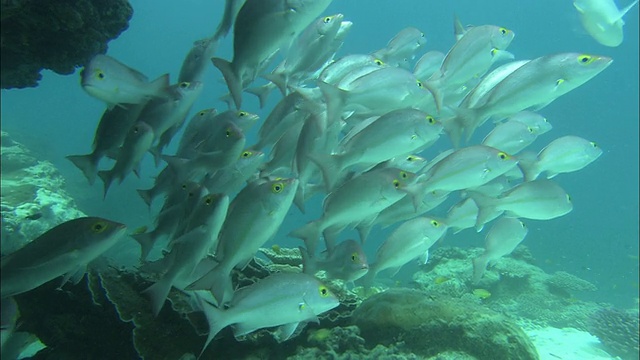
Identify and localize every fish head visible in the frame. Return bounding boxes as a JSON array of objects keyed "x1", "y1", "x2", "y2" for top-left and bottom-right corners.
[
  {"x1": 303, "y1": 281, "x2": 340, "y2": 315},
  {"x1": 76, "y1": 217, "x2": 128, "y2": 248},
  {"x1": 316, "y1": 13, "x2": 344, "y2": 36},
  {"x1": 490, "y1": 26, "x2": 515, "y2": 49}
]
